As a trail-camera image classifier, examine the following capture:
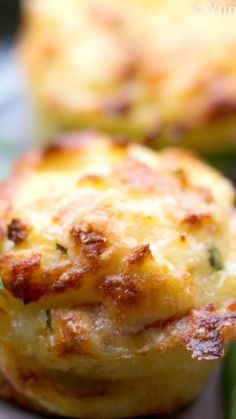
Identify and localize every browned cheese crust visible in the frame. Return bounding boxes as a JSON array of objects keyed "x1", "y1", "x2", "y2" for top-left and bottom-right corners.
[{"x1": 0, "y1": 132, "x2": 235, "y2": 417}]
